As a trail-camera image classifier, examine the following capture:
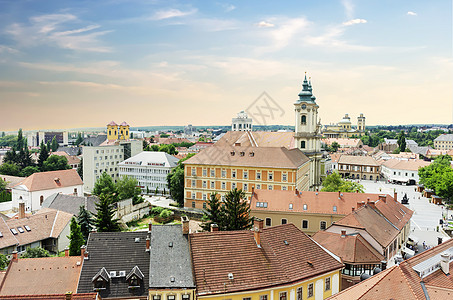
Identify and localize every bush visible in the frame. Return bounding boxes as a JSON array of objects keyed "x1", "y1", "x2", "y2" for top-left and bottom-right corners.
[
  {"x1": 151, "y1": 206, "x2": 164, "y2": 216},
  {"x1": 159, "y1": 209, "x2": 173, "y2": 219}
]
